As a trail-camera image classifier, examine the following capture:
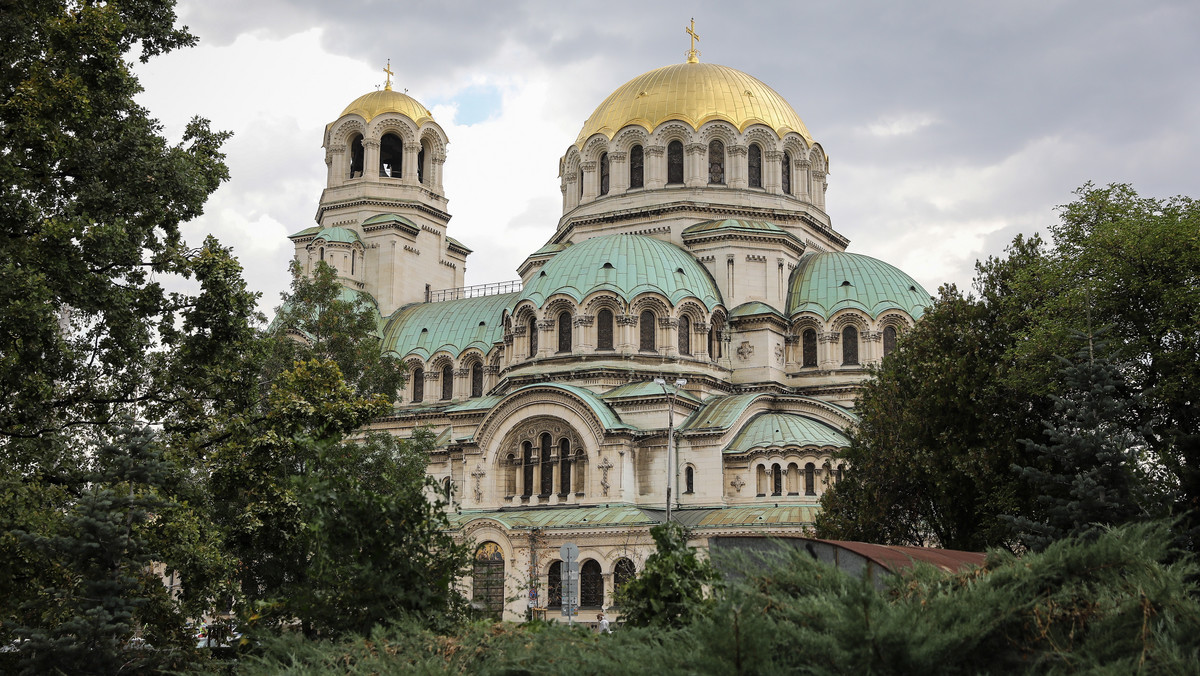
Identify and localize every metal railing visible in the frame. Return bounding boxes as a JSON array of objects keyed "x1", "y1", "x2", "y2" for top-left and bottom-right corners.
[{"x1": 428, "y1": 279, "x2": 522, "y2": 303}]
